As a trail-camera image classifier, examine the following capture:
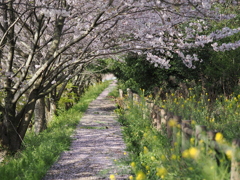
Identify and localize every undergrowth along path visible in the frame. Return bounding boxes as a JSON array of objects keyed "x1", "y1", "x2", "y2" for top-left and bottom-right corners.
[{"x1": 43, "y1": 80, "x2": 129, "y2": 180}]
